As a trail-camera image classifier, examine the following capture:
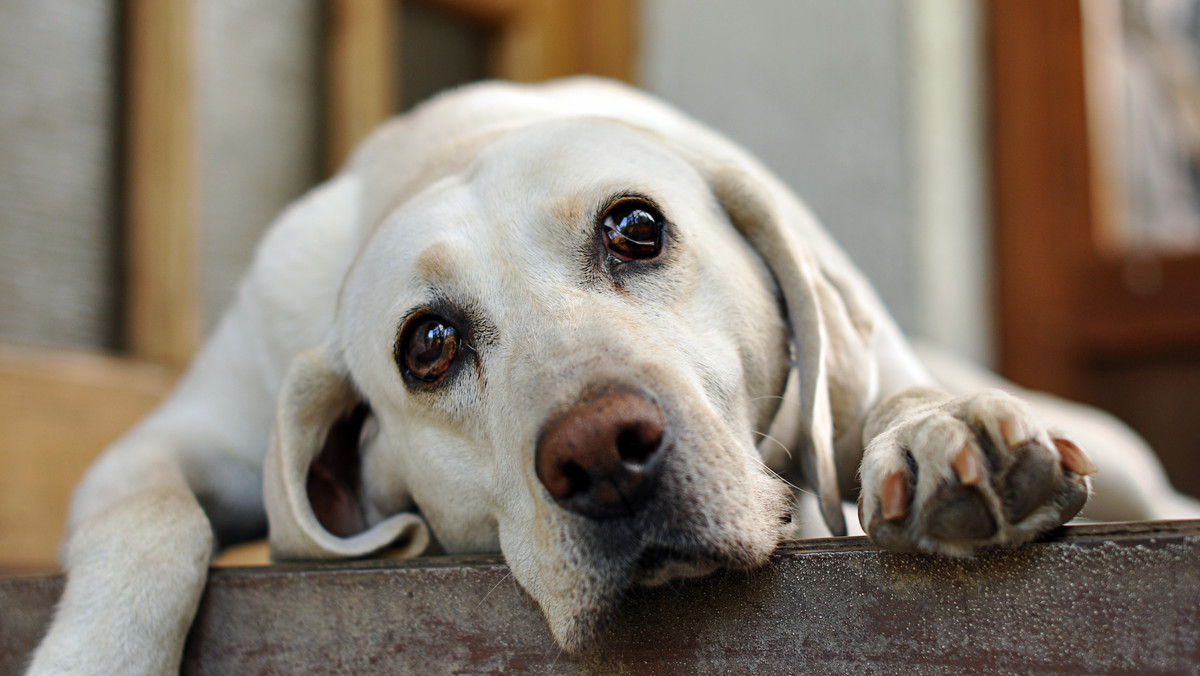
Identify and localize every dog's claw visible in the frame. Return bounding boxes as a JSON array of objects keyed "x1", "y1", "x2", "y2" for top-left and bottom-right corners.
[
  {"x1": 1055, "y1": 438, "x2": 1097, "y2": 476},
  {"x1": 999, "y1": 415, "x2": 1025, "y2": 448},
  {"x1": 881, "y1": 470, "x2": 908, "y2": 521},
  {"x1": 951, "y1": 443, "x2": 983, "y2": 486}
]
